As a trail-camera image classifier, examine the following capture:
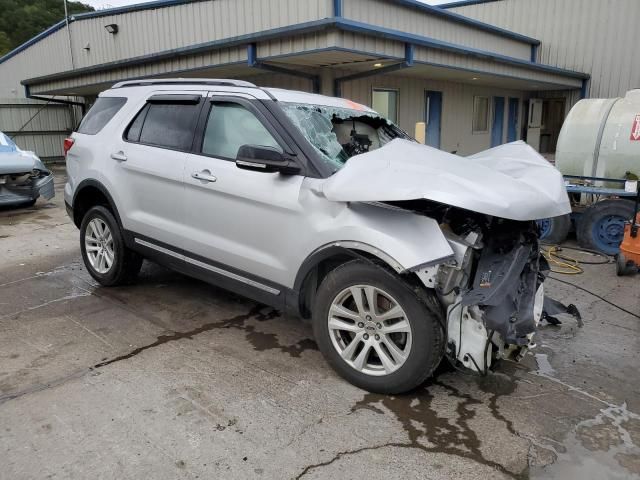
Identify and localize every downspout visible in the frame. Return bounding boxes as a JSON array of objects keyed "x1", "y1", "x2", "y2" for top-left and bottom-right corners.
[
  {"x1": 247, "y1": 44, "x2": 320, "y2": 93},
  {"x1": 334, "y1": 43, "x2": 415, "y2": 97}
]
